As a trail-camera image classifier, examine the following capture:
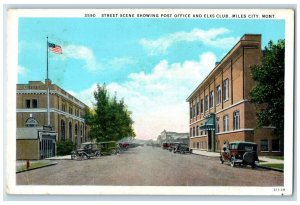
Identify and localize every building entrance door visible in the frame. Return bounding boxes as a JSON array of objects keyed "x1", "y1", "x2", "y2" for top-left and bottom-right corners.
[
  {"x1": 208, "y1": 131, "x2": 212, "y2": 151},
  {"x1": 40, "y1": 134, "x2": 56, "y2": 159},
  {"x1": 38, "y1": 128, "x2": 57, "y2": 159}
]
